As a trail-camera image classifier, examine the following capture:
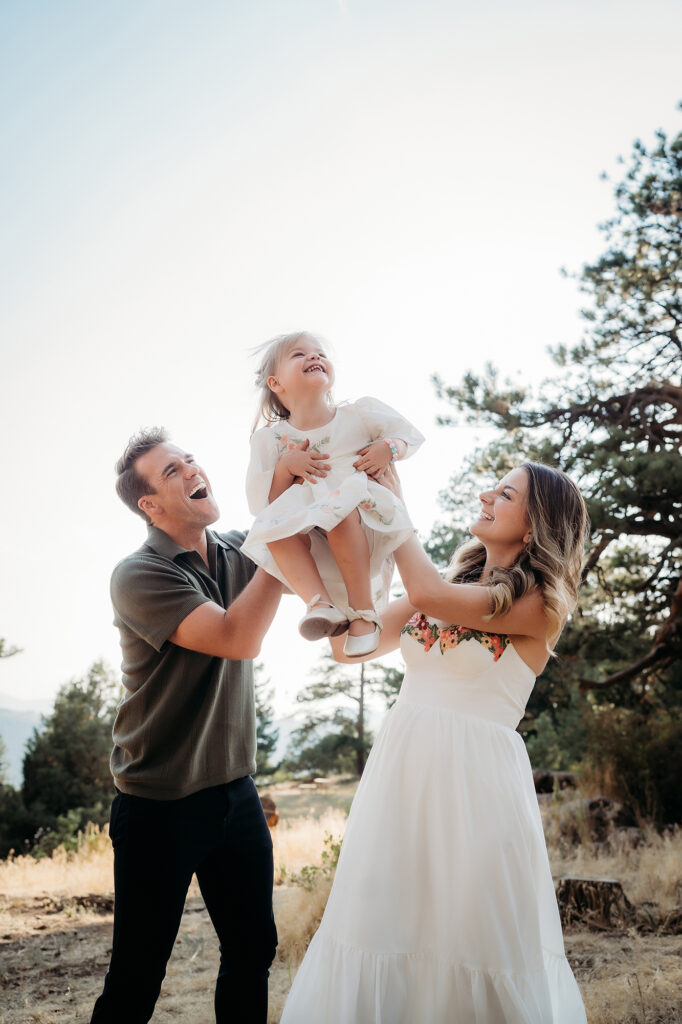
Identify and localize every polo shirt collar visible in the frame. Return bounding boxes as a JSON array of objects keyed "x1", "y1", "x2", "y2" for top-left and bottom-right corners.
[{"x1": 145, "y1": 525, "x2": 235, "y2": 560}]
